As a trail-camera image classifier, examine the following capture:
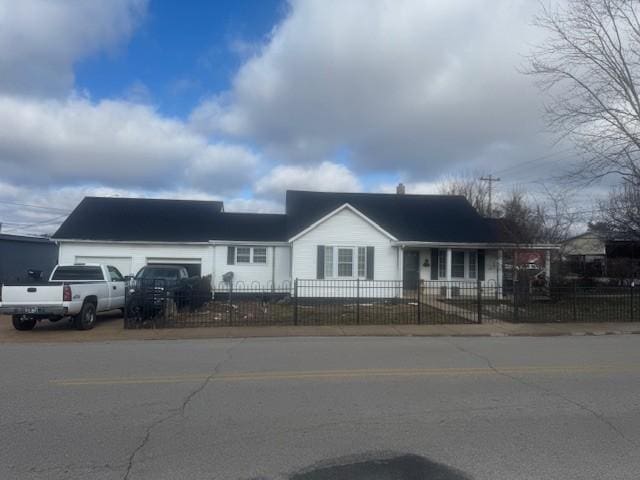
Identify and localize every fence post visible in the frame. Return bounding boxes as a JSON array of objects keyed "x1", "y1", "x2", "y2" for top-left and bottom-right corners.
[
  {"x1": 228, "y1": 282, "x2": 233, "y2": 326},
  {"x1": 513, "y1": 287, "x2": 519, "y2": 323},
  {"x1": 572, "y1": 282, "x2": 578, "y2": 322},
  {"x1": 476, "y1": 279, "x2": 482, "y2": 324},
  {"x1": 356, "y1": 278, "x2": 360, "y2": 325},
  {"x1": 417, "y1": 281, "x2": 421, "y2": 325},
  {"x1": 293, "y1": 278, "x2": 299, "y2": 326},
  {"x1": 123, "y1": 285, "x2": 128, "y2": 328},
  {"x1": 630, "y1": 283, "x2": 635, "y2": 321}
]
